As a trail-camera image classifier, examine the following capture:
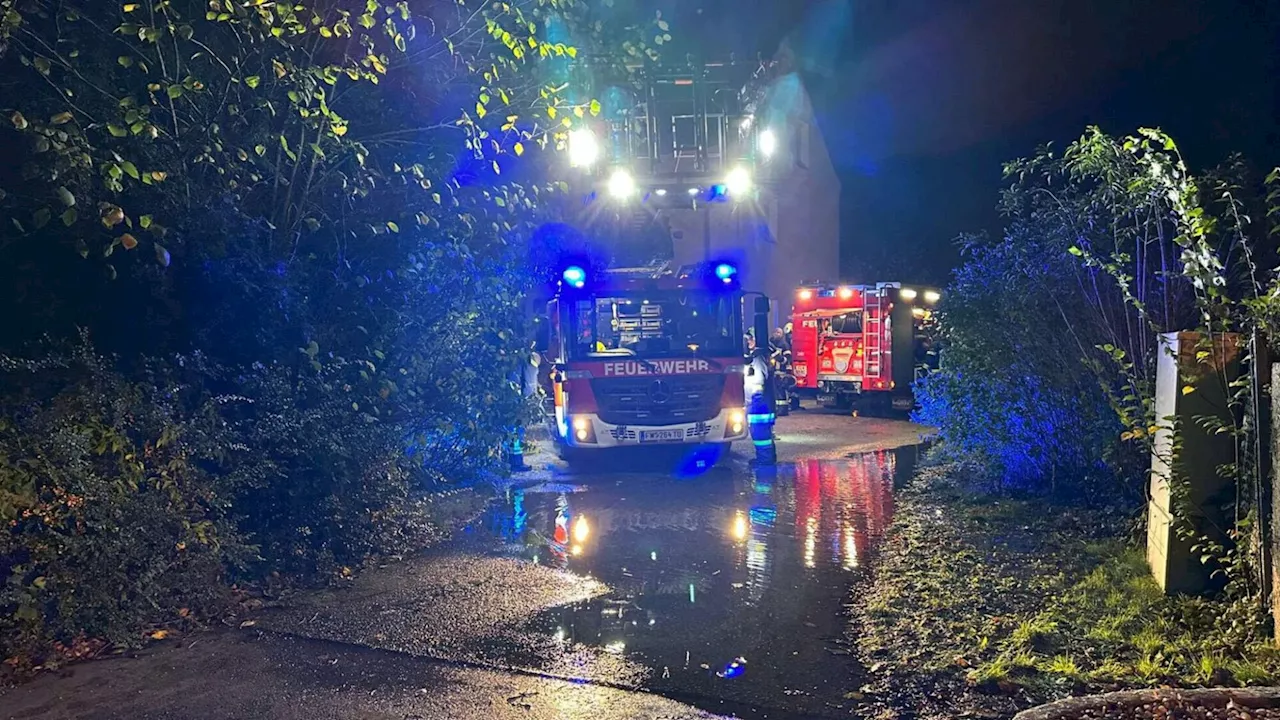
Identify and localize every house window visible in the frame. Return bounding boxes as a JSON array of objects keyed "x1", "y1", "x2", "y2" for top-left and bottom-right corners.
[{"x1": 794, "y1": 123, "x2": 811, "y2": 169}]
